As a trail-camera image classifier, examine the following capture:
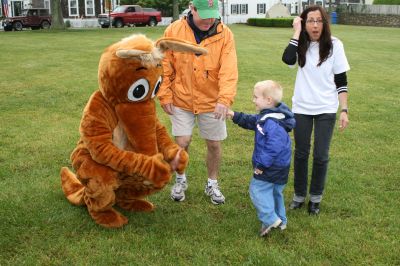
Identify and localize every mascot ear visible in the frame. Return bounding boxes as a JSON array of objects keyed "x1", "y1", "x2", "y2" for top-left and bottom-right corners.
[
  {"x1": 115, "y1": 49, "x2": 163, "y2": 66},
  {"x1": 155, "y1": 37, "x2": 208, "y2": 55},
  {"x1": 116, "y1": 49, "x2": 147, "y2": 59}
]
